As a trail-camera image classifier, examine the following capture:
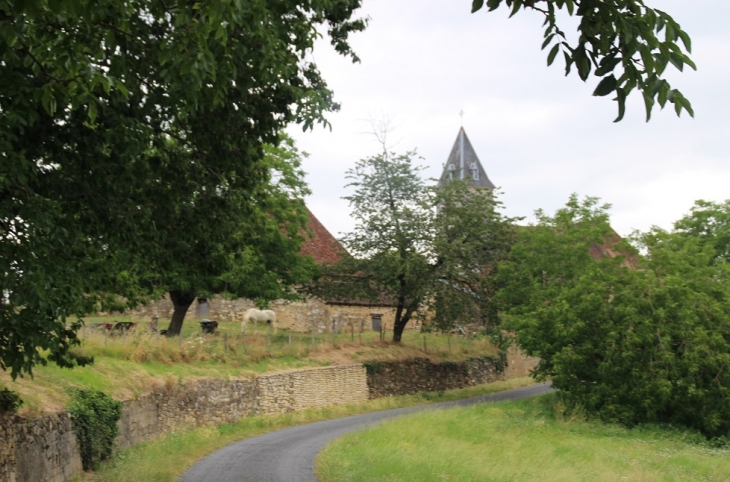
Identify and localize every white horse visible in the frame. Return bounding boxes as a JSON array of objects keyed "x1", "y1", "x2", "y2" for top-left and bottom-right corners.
[{"x1": 241, "y1": 308, "x2": 277, "y2": 334}]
